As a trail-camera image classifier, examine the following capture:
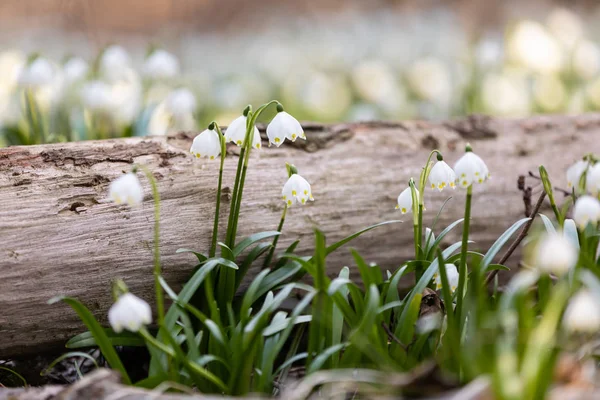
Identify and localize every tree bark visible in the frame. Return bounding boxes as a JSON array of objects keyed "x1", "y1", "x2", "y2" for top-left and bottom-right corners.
[{"x1": 0, "y1": 114, "x2": 597, "y2": 357}]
